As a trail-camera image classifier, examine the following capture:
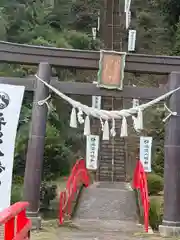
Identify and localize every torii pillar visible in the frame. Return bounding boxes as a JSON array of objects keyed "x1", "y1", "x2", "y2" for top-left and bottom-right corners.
[
  {"x1": 23, "y1": 62, "x2": 51, "y2": 229},
  {"x1": 159, "y1": 72, "x2": 180, "y2": 237}
]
